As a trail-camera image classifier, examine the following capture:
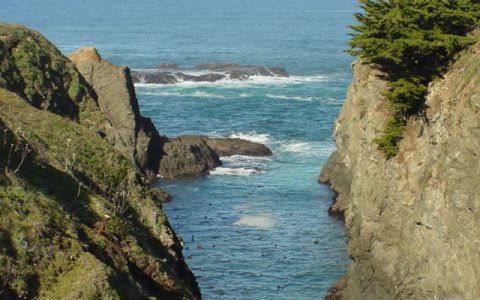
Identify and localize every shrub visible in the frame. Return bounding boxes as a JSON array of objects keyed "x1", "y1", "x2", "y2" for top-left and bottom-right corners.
[{"x1": 349, "y1": 0, "x2": 480, "y2": 157}]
